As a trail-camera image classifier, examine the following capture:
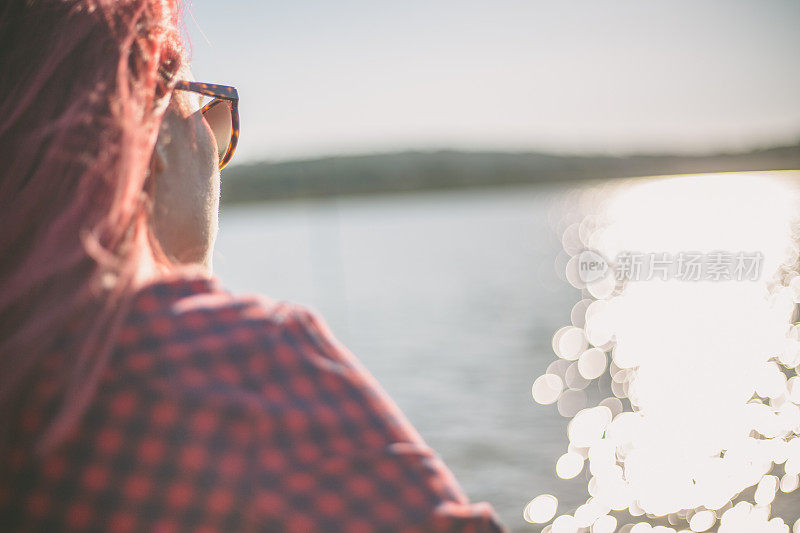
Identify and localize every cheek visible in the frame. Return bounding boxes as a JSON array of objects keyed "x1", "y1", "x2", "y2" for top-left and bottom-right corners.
[
  {"x1": 160, "y1": 112, "x2": 220, "y2": 250},
  {"x1": 193, "y1": 115, "x2": 221, "y2": 231},
  {"x1": 193, "y1": 114, "x2": 219, "y2": 173},
  {"x1": 189, "y1": 115, "x2": 220, "y2": 228}
]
